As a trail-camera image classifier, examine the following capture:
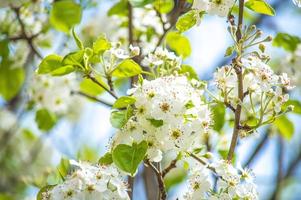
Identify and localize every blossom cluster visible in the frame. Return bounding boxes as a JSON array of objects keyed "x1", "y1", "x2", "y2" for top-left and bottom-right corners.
[
  {"x1": 213, "y1": 55, "x2": 293, "y2": 131},
  {"x1": 112, "y1": 75, "x2": 212, "y2": 162},
  {"x1": 193, "y1": 0, "x2": 235, "y2": 17},
  {"x1": 142, "y1": 47, "x2": 182, "y2": 76},
  {"x1": 41, "y1": 161, "x2": 129, "y2": 200},
  {"x1": 184, "y1": 160, "x2": 258, "y2": 200},
  {"x1": 29, "y1": 74, "x2": 82, "y2": 115}
]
